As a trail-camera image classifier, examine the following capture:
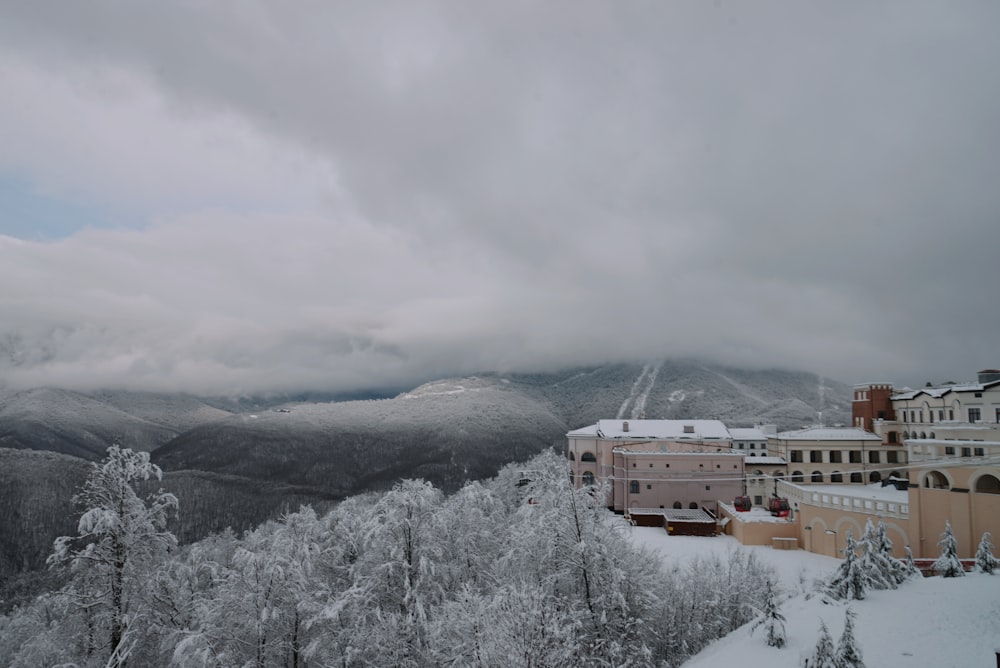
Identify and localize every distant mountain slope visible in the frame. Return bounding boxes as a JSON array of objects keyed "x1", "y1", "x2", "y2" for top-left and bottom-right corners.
[
  {"x1": 152, "y1": 362, "x2": 849, "y2": 498},
  {"x1": 0, "y1": 388, "x2": 232, "y2": 459},
  {"x1": 498, "y1": 360, "x2": 850, "y2": 430},
  {"x1": 153, "y1": 376, "x2": 569, "y2": 497}
]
